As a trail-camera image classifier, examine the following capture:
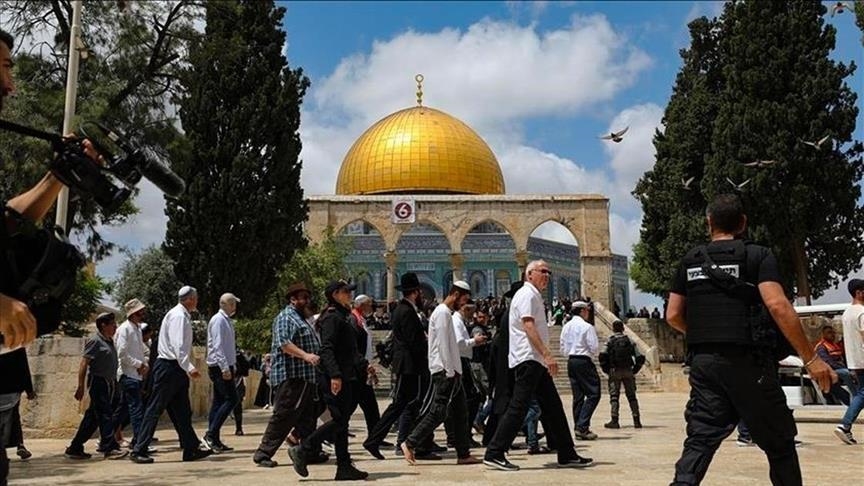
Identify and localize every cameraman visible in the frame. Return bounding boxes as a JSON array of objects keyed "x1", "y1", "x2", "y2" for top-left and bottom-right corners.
[{"x1": 1, "y1": 28, "x2": 102, "y2": 484}]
